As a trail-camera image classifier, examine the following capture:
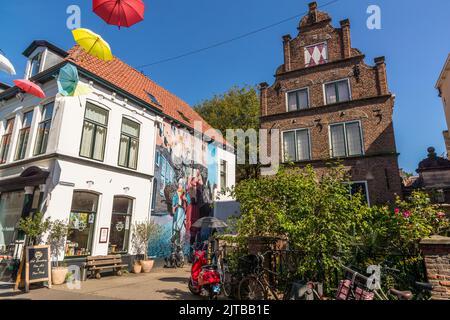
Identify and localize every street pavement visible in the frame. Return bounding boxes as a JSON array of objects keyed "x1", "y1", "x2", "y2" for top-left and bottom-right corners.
[{"x1": 0, "y1": 265, "x2": 201, "y2": 300}]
